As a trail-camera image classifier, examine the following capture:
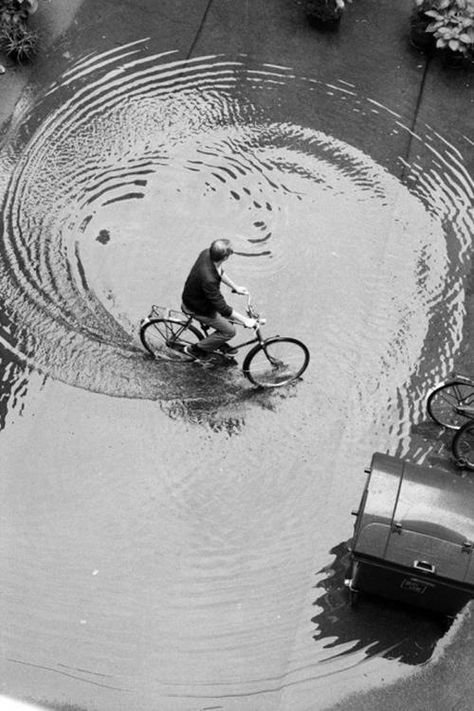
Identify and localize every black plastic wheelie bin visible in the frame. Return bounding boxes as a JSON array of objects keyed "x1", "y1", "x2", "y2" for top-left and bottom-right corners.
[{"x1": 346, "y1": 452, "x2": 474, "y2": 616}]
